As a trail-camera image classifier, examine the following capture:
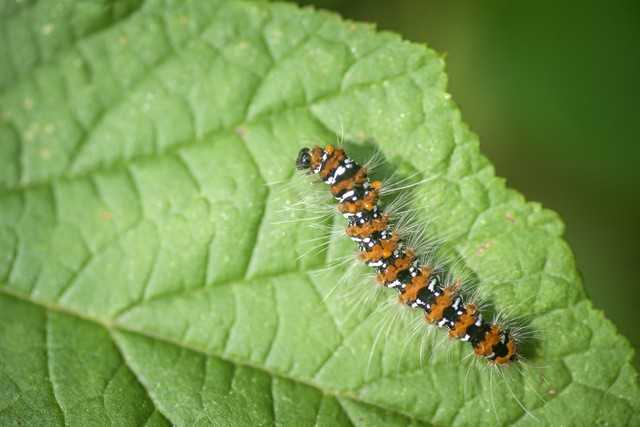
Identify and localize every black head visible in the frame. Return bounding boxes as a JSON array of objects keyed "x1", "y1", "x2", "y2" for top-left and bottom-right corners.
[{"x1": 296, "y1": 147, "x2": 311, "y2": 171}]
